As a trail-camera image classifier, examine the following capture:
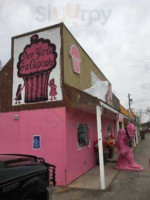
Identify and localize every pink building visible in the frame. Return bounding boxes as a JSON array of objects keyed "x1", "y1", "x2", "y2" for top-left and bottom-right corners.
[{"x1": 0, "y1": 23, "x2": 121, "y2": 188}]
